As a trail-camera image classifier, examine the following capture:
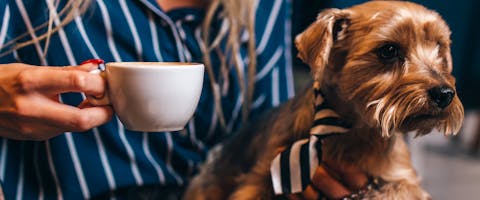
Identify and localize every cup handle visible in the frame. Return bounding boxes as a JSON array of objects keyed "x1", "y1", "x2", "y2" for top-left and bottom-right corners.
[{"x1": 86, "y1": 67, "x2": 111, "y2": 106}]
